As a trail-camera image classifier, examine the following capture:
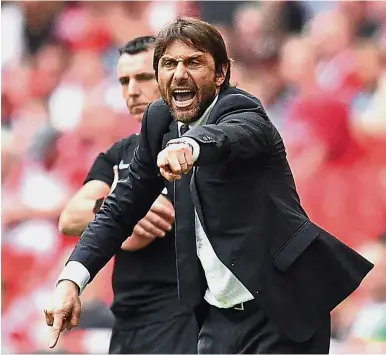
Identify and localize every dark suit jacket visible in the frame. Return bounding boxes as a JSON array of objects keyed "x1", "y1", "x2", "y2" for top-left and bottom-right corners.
[{"x1": 69, "y1": 87, "x2": 373, "y2": 342}]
